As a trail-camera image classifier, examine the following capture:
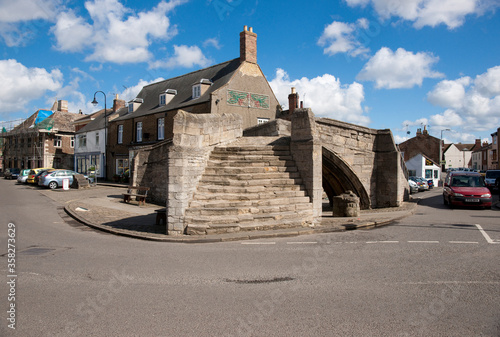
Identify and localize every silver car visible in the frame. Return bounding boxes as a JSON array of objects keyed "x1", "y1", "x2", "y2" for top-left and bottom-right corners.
[
  {"x1": 39, "y1": 170, "x2": 80, "y2": 189},
  {"x1": 16, "y1": 169, "x2": 31, "y2": 184}
]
